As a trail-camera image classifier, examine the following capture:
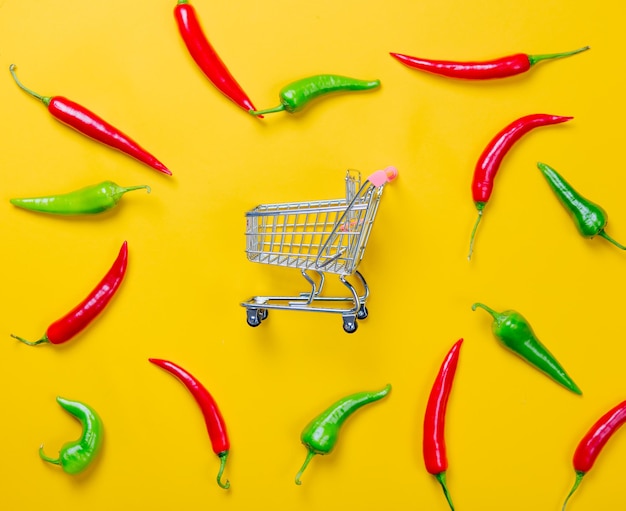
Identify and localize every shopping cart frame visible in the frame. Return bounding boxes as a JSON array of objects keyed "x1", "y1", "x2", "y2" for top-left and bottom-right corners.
[{"x1": 241, "y1": 167, "x2": 397, "y2": 333}]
